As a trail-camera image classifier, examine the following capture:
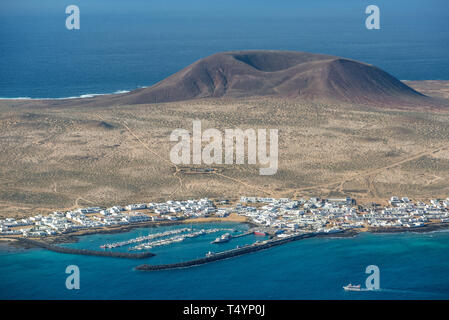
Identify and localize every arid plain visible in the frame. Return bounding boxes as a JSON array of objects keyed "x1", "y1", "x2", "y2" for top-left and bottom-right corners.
[{"x1": 1, "y1": 80, "x2": 449, "y2": 218}]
